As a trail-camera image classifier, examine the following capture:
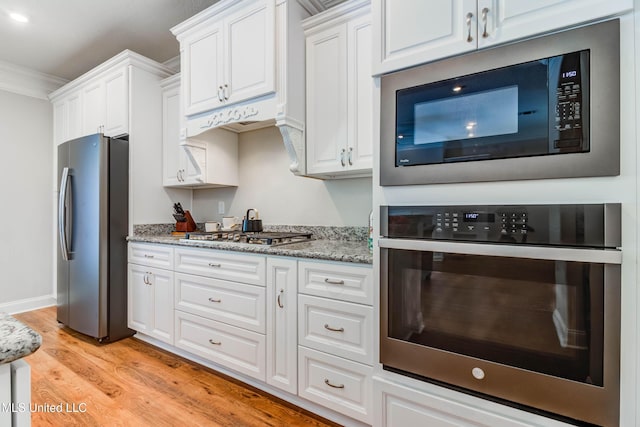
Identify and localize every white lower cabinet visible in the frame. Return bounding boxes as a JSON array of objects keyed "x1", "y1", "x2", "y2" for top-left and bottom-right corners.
[
  {"x1": 266, "y1": 257, "x2": 298, "y2": 394},
  {"x1": 299, "y1": 346, "x2": 373, "y2": 424},
  {"x1": 298, "y1": 259, "x2": 374, "y2": 424},
  {"x1": 128, "y1": 244, "x2": 175, "y2": 345},
  {"x1": 128, "y1": 242, "x2": 376, "y2": 424},
  {"x1": 298, "y1": 294, "x2": 373, "y2": 365},
  {"x1": 175, "y1": 310, "x2": 266, "y2": 381},
  {"x1": 175, "y1": 272, "x2": 266, "y2": 334}
]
